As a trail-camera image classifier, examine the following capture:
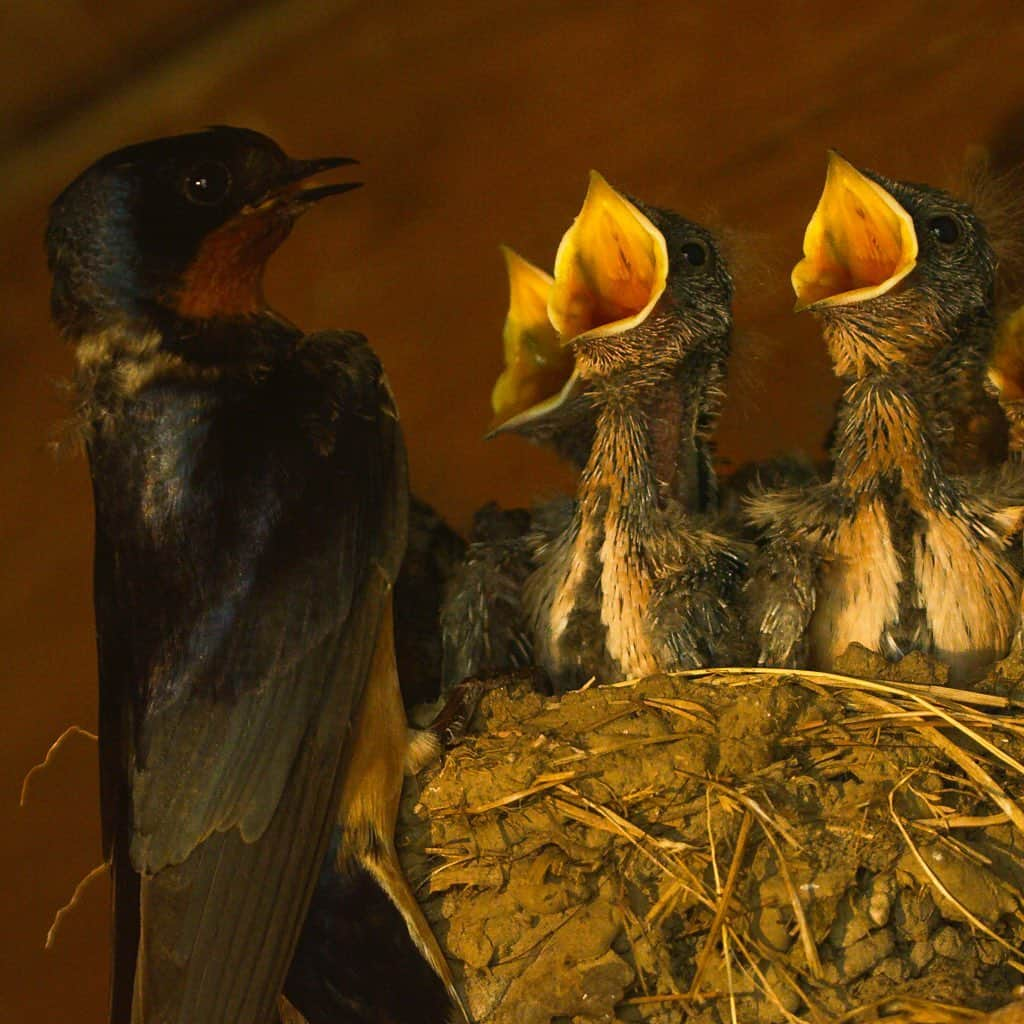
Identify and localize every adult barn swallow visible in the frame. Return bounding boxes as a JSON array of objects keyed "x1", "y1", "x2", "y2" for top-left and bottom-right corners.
[
  {"x1": 524, "y1": 172, "x2": 748, "y2": 691},
  {"x1": 747, "y1": 152, "x2": 1024, "y2": 681},
  {"x1": 48, "y1": 127, "x2": 458, "y2": 1023}
]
